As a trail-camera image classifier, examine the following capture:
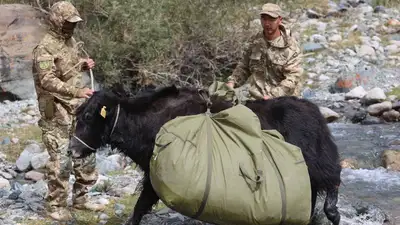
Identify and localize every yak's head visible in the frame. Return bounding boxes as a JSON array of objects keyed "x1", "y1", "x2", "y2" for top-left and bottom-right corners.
[{"x1": 69, "y1": 88, "x2": 124, "y2": 158}]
